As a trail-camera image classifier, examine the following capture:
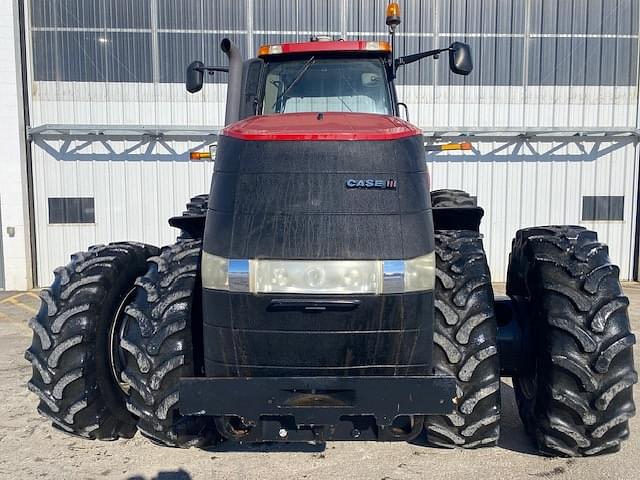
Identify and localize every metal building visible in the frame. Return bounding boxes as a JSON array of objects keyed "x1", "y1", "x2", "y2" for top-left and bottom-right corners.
[{"x1": 1, "y1": 0, "x2": 639, "y2": 289}]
